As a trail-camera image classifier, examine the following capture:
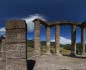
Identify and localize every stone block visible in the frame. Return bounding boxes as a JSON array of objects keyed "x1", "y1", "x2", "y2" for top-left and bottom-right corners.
[
  {"x1": 0, "y1": 58, "x2": 6, "y2": 70},
  {"x1": 6, "y1": 59, "x2": 27, "y2": 70},
  {"x1": 5, "y1": 43, "x2": 26, "y2": 58}
]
